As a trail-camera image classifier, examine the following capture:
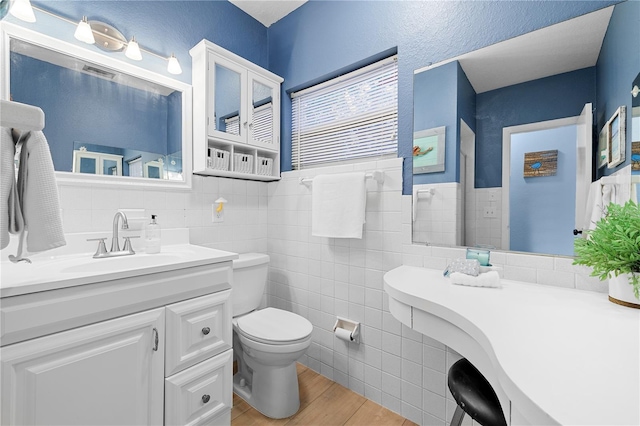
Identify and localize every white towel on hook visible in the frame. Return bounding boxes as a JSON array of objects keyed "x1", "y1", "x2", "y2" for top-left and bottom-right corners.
[
  {"x1": 16, "y1": 130, "x2": 66, "y2": 252},
  {"x1": 412, "y1": 186, "x2": 418, "y2": 222},
  {"x1": 311, "y1": 172, "x2": 366, "y2": 238},
  {"x1": 584, "y1": 174, "x2": 634, "y2": 232},
  {"x1": 1, "y1": 127, "x2": 24, "y2": 249}
]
